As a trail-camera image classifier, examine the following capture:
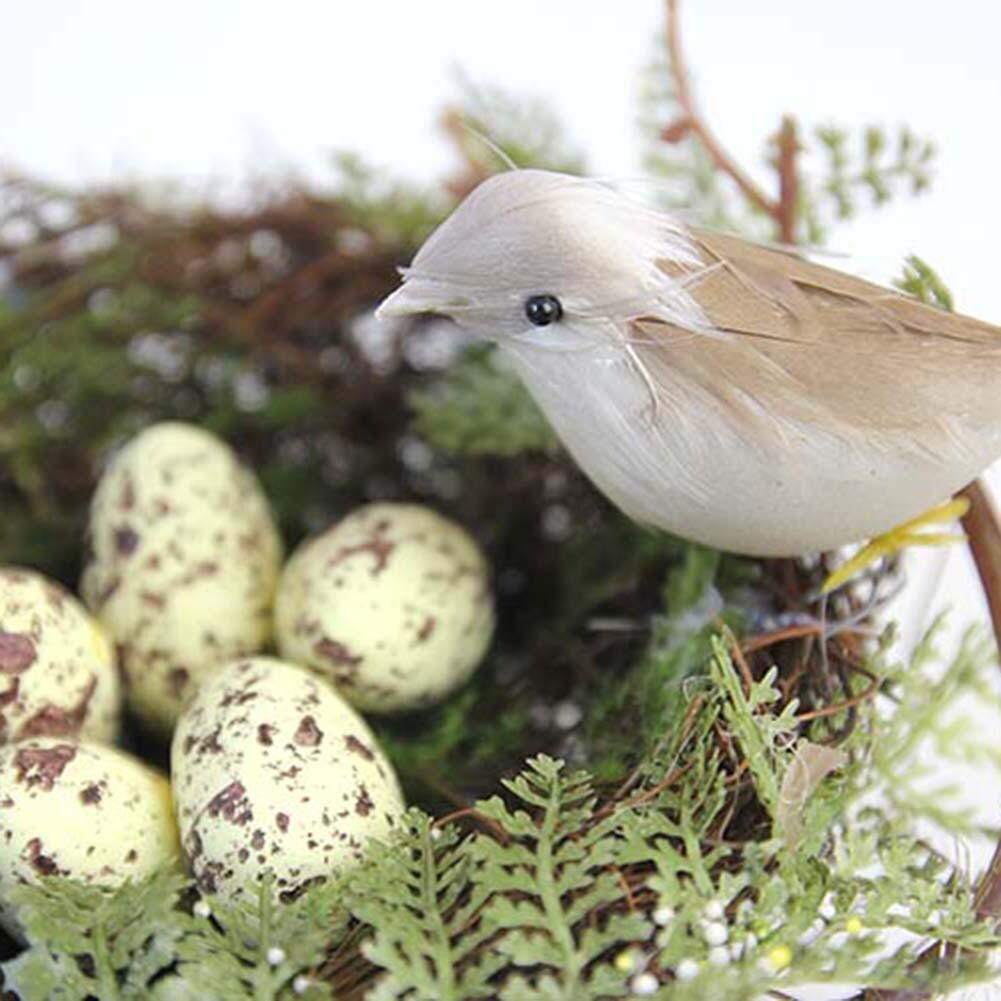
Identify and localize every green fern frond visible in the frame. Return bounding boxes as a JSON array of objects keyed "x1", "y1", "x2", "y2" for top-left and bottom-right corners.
[
  {"x1": 472, "y1": 756, "x2": 651, "y2": 1000},
  {"x1": 3, "y1": 867, "x2": 190, "y2": 1000},
  {"x1": 348, "y1": 809, "x2": 502, "y2": 1001}
]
